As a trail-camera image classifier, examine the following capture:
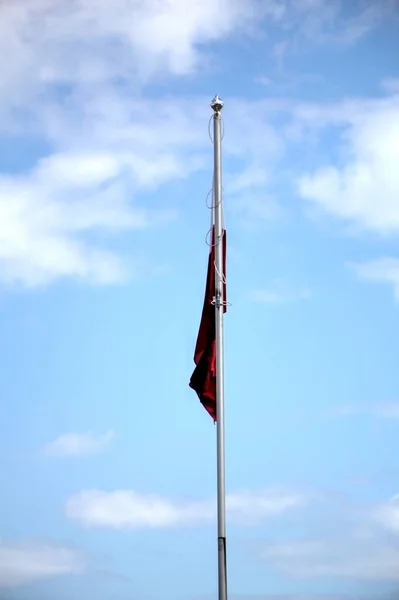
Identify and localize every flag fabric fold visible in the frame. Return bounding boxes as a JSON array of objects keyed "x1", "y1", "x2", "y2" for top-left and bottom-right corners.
[{"x1": 189, "y1": 228, "x2": 227, "y2": 421}]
